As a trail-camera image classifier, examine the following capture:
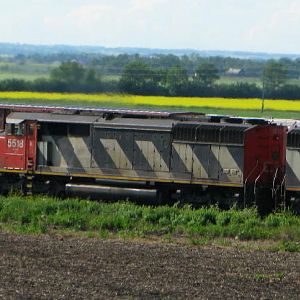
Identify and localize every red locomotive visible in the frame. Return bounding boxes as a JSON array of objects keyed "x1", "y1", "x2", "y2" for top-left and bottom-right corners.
[{"x1": 0, "y1": 104, "x2": 288, "y2": 214}]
